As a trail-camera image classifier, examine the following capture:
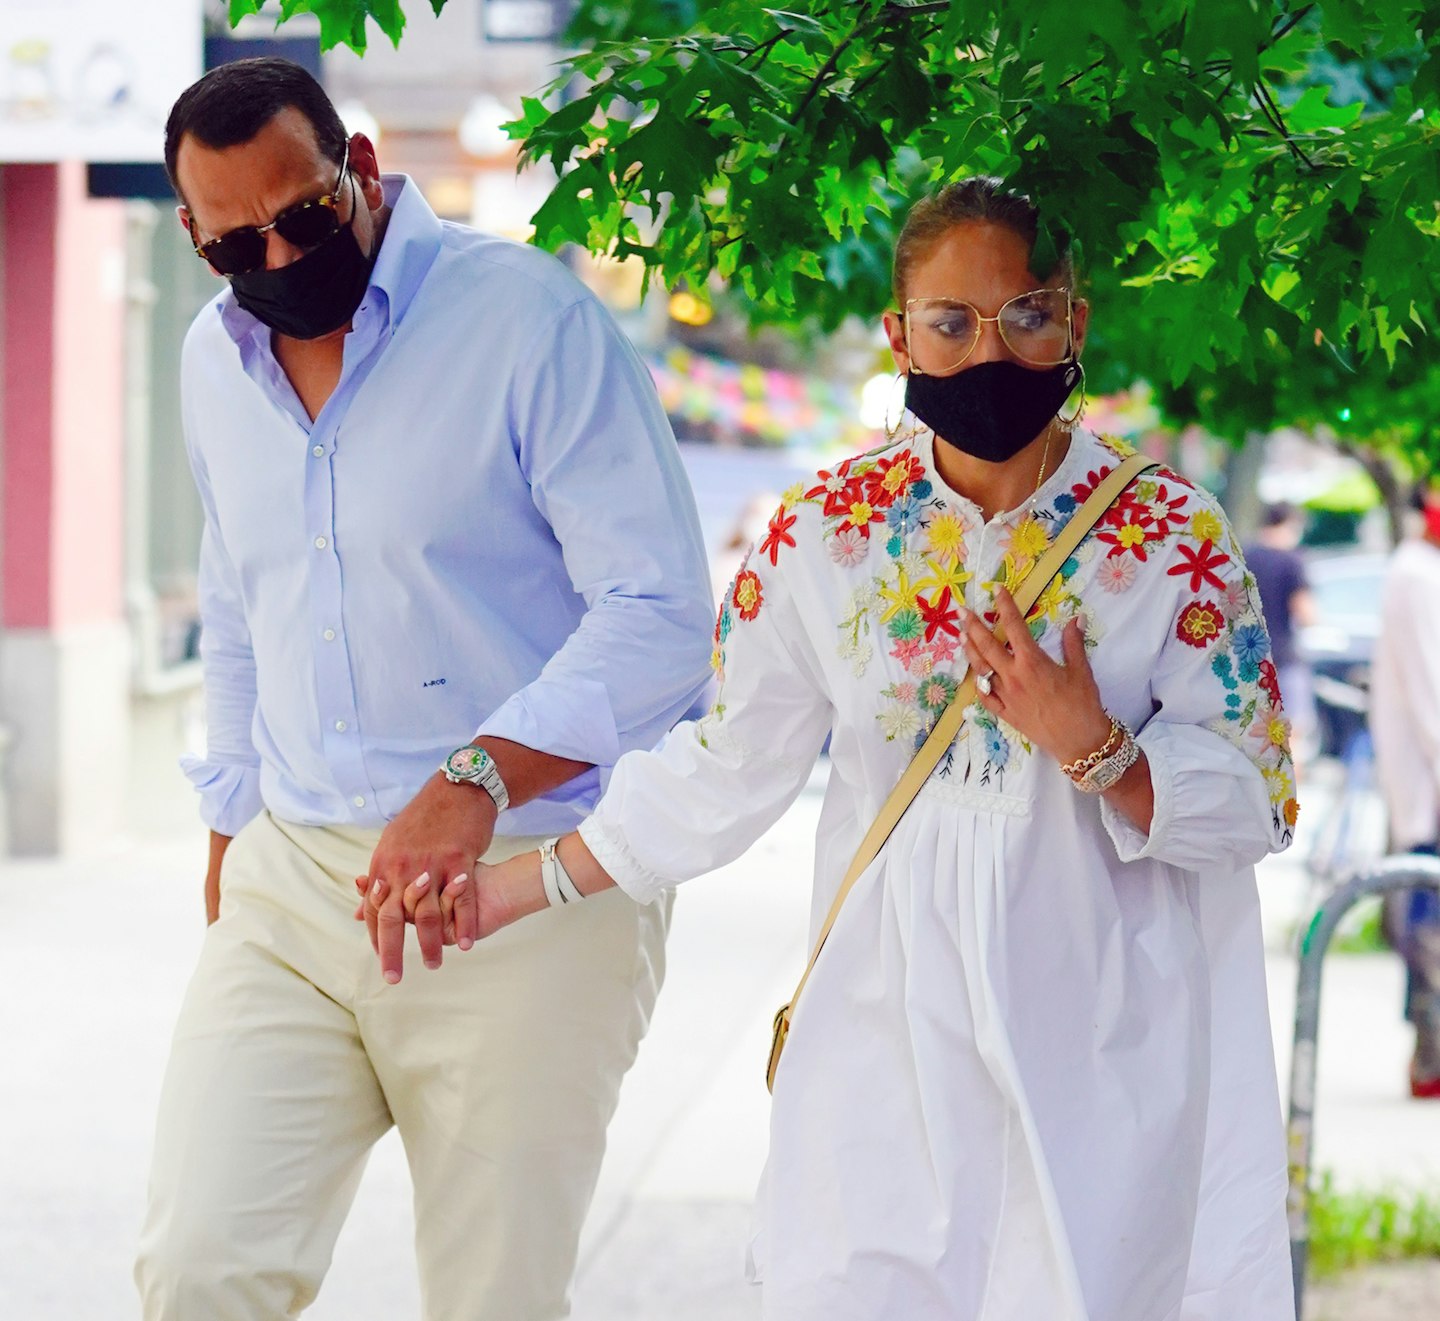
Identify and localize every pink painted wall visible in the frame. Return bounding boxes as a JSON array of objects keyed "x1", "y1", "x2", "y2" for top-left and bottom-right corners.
[
  {"x1": 1, "y1": 162, "x2": 126, "y2": 632},
  {"x1": 50, "y1": 160, "x2": 126, "y2": 630},
  {"x1": 2, "y1": 165, "x2": 57, "y2": 629}
]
